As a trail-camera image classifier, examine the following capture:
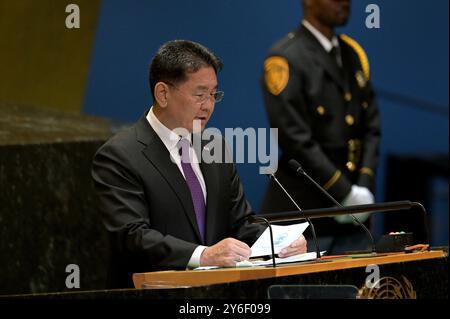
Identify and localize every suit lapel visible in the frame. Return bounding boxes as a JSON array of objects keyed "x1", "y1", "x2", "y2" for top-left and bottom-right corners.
[
  {"x1": 299, "y1": 25, "x2": 346, "y2": 91},
  {"x1": 135, "y1": 114, "x2": 203, "y2": 243}
]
